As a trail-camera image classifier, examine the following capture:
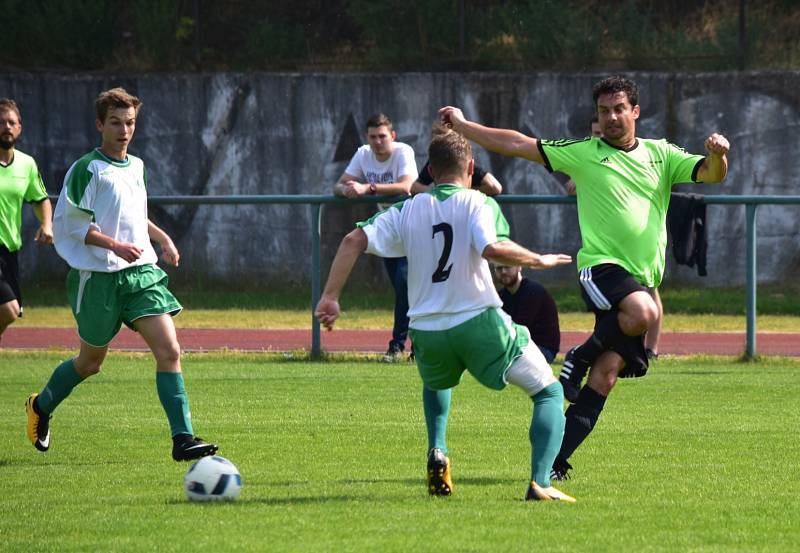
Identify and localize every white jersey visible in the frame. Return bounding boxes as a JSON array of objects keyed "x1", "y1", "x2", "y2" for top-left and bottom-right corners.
[
  {"x1": 53, "y1": 149, "x2": 158, "y2": 272},
  {"x1": 345, "y1": 142, "x2": 418, "y2": 209},
  {"x1": 359, "y1": 184, "x2": 510, "y2": 331}
]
